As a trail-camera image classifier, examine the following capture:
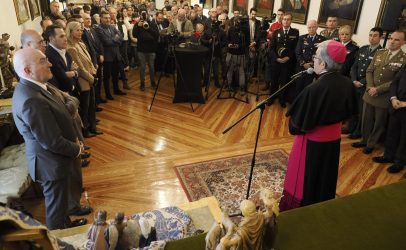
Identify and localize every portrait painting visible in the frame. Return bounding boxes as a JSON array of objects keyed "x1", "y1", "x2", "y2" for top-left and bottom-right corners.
[
  {"x1": 318, "y1": 0, "x2": 364, "y2": 33},
  {"x1": 27, "y1": 0, "x2": 40, "y2": 20},
  {"x1": 253, "y1": 0, "x2": 274, "y2": 17},
  {"x1": 13, "y1": 0, "x2": 30, "y2": 25},
  {"x1": 232, "y1": 0, "x2": 248, "y2": 15},
  {"x1": 282, "y1": 0, "x2": 310, "y2": 24}
]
